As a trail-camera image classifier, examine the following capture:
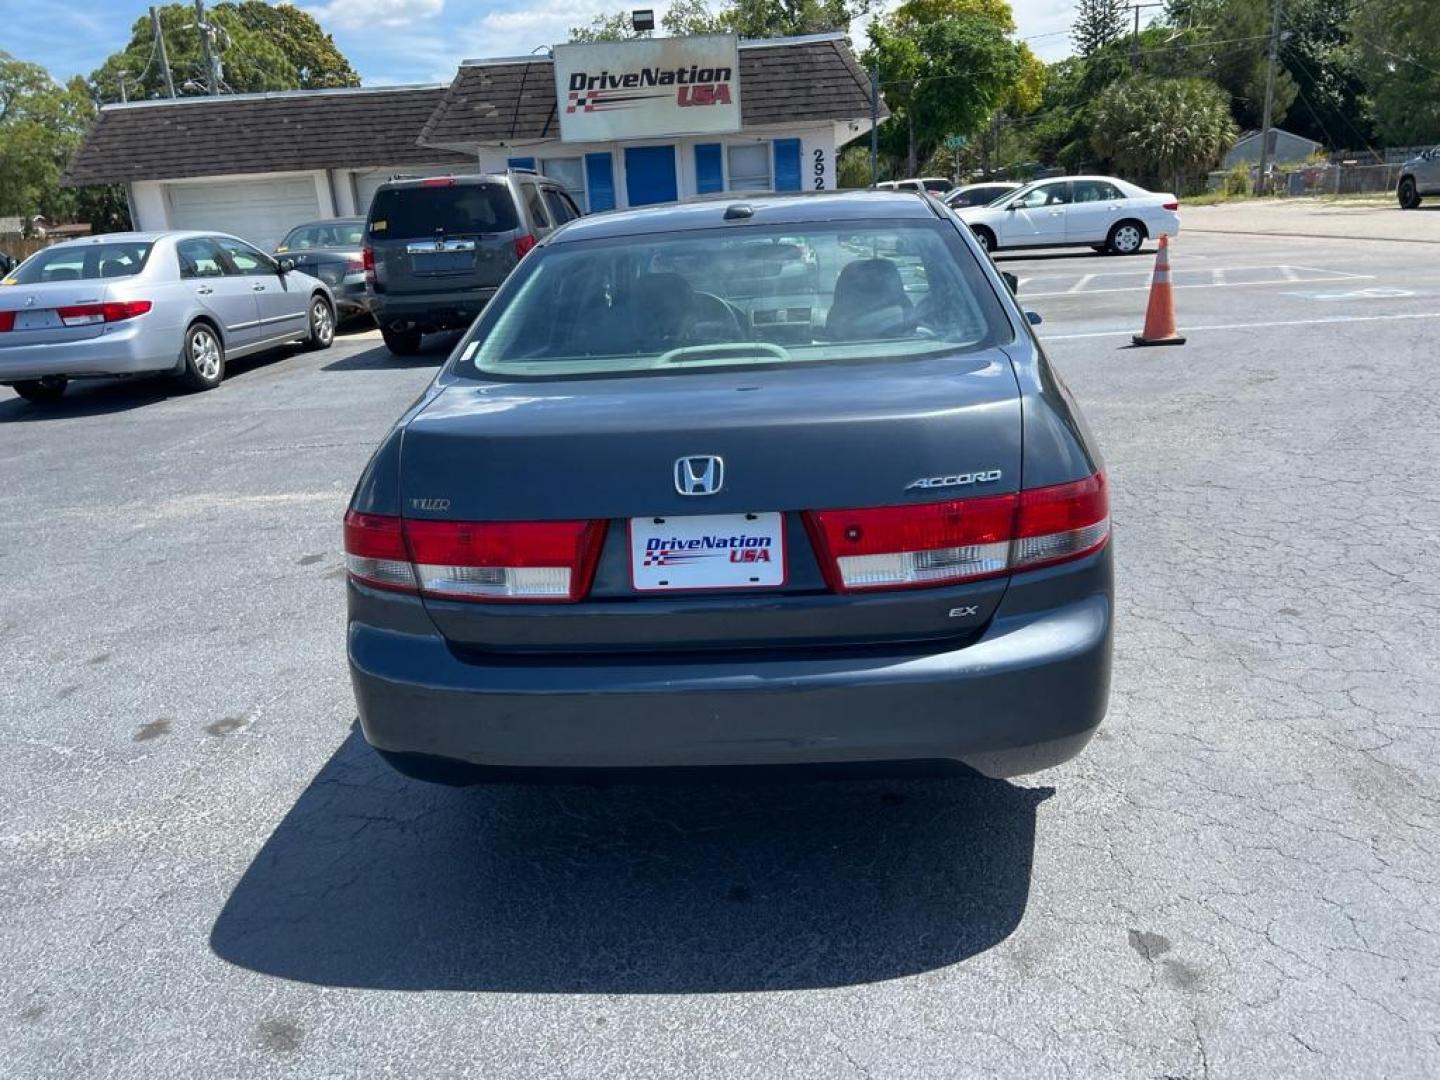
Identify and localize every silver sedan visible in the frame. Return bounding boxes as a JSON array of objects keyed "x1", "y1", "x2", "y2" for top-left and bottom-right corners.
[{"x1": 0, "y1": 231, "x2": 336, "y2": 404}]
